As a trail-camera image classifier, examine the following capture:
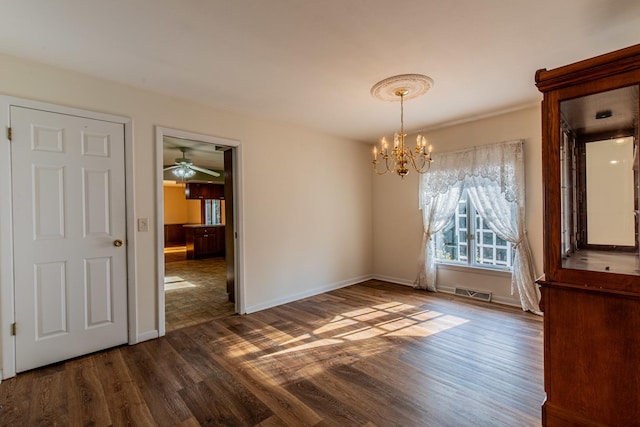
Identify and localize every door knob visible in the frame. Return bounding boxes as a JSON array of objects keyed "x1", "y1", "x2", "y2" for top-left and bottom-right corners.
[{"x1": 114, "y1": 239, "x2": 123, "y2": 247}]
